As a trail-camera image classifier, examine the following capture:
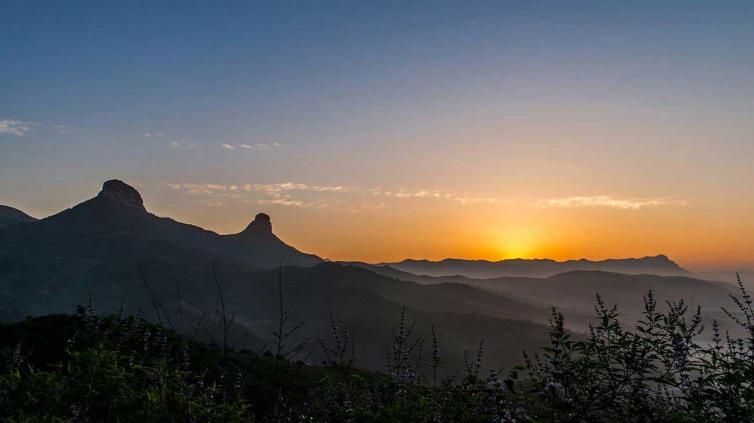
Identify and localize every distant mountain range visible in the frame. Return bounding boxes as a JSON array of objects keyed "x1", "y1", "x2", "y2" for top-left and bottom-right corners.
[
  {"x1": 346, "y1": 261, "x2": 741, "y2": 337},
  {"x1": 0, "y1": 179, "x2": 742, "y2": 370},
  {"x1": 380, "y1": 255, "x2": 690, "y2": 279},
  {"x1": 0, "y1": 205, "x2": 37, "y2": 228}
]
